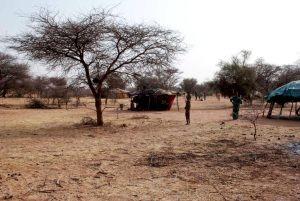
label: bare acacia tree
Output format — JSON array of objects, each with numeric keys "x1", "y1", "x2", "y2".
[
  {"x1": 7, "y1": 9, "x2": 184, "y2": 126},
  {"x1": 253, "y1": 58, "x2": 281, "y2": 97}
]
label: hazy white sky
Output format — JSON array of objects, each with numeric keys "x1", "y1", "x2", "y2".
[{"x1": 1, "y1": 0, "x2": 300, "y2": 82}]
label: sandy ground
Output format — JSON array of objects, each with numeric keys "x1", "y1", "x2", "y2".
[{"x1": 0, "y1": 97, "x2": 299, "y2": 201}]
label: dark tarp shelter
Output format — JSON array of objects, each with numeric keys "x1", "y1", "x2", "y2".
[
  {"x1": 265, "y1": 80, "x2": 300, "y2": 118},
  {"x1": 130, "y1": 89, "x2": 176, "y2": 111},
  {"x1": 267, "y1": 80, "x2": 300, "y2": 104}
]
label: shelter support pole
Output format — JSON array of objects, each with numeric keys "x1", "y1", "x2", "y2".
[
  {"x1": 267, "y1": 102, "x2": 275, "y2": 119},
  {"x1": 289, "y1": 102, "x2": 294, "y2": 118},
  {"x1": 113, "y1": 93, "x2": 116, "y2": 105},
  {"x1": 176, "y1": 94, "x2": 179, "y2": 111},
  {"x1": 105, "y1": 89, "x2": 110, "y2": 106},
  {"x1": 262, "y1": 102, "x2": 268, "y2": 117},
  {"x1": 148, "y1": 96, "x2": 150, "y2": 110},
  {"x1": 296, "y1": 102, "x2": 298, "y2": 115},
  {"x1": 279, "y1": 104, "x2": 284, "y2": 117}
]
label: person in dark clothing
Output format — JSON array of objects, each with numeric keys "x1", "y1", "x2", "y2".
[
  {"x1": 230, "y1": 96, "x2": 242, "y2": 120},
  {"x1": 185, "y1": 93, "x2": 191, "y2": 125}
]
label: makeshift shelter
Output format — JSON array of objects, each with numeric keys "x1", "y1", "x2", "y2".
[
  {"x1": 265, "y1": 80, "x2": 300, "y2": 118},
  {"x1": 130, "y1": 89, "x2": 176, "y2": 111}
]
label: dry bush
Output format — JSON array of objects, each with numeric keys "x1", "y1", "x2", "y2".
[
  {"x1": 25, "y1": 99, "x2": 48, "y2": 109},
  {"x1": 241, "y1": 105, "x2": 264, "y2": 140},
  {"x1": 80, "y1": 117, "x2": 97, "y2": 126},
  {"x1": 140, "y1": 151, "x2": 198, "y2": 167},
  {"x1": 130, "y1": 115, "x2": 150, "y2": 120}
]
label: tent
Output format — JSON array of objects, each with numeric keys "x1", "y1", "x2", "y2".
[
  {"x1": 265, "y1": 80, "x2": 300, "y2": 118},
  {"x1": 267, "y1": 80, "x2": 300, "y2": 104},
  {"x1": 130, "y1": 89, "x2": 176, "y2": 111}
]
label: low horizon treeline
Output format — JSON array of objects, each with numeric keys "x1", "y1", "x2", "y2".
[
  {"x1": 0, "y1": 52, "x2": 91, "y2": 102},
  {"x1": 180, "y1": 50, "x2": 300, "y2": 101},
  {"x1": 1, "y1": 50, "x2": 300, "y2": 102}
]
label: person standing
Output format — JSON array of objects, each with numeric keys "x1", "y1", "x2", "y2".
[
  {"x1": 185, "y1": 93, "x2": 191, "y2": 125},
  {"x1": 230, "y1": 95, "x2": 242, "y2": 120}
]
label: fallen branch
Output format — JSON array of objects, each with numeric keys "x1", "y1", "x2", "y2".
[{"x1": 36, "y1": 189, "x2": 58, "y2": 193}]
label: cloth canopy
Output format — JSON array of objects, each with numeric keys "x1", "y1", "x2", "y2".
[{"x1": 267, "y1": 80, "x2": 300, "y2": 104}]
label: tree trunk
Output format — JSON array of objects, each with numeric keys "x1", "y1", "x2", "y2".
[
  {"x1": 267, "y1": 102, "x2": 274, "y2": 118},
  {"x1": 262, "y1": 102, "x2": 268, "y2": 117},
  {"x1": 58, "y1": 99, "x2": 61, "y2": 108},
  {"x1": 76, "y1": 97, "x2": 80, "y2": 107},
  {"x1": 105, "y1": 90, "x2": 109, "y2": 105},
  {"x1": 279, "y1": 104, "x2": 284, "y2": 116},
  {"x1": 253, "y1": 123, "x2": 257, "y2": 141},
  {"x1": 289, "y1": 102, "x2": 294, "y2": 118},
  {"x1": 249, "y1": 98, "x2": 253, "y2": 106},
  {"x1": 1, "y1": 89, "x2": 7, "y2": 97},
  {"x1": 176, "y1": 94, "x2": 179, "y2": 111},
  {"x1": 95, "y1": 96, "x2": 104, "y2": 126}
]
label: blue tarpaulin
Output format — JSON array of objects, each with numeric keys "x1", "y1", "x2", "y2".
[{"x1": 267, "y1": 80, "x2": 300, "y2": 103}]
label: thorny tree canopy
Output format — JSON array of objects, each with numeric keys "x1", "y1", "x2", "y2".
[
  {"x1": 7, "y1": 9, "x2": 185, "y2": 97},
  {"x1": 0, "y1": 52, "x2": 30, "y2": 97},
  {"x1": 135, "y1": 66, "x2": 180, "y2": 90}
]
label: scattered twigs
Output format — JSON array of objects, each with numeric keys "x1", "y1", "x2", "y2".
[
  {"x1": 241, "y1": 105, "x2": 263, "y2": 140},
  {"x1": 208, "y1": 180, "x2": 228, "y2": 201}
]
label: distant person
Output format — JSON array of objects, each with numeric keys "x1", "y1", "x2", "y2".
[
  {"x1": 185, "y1": 93, "x2": 191, "y2": 125},
  {"x1": 194, "y1": 91, "x2": 198, "y2": 100},
  {"x1": 230, "y1": 95, "x2": 242, "y2": 120},
  {"x1": 203, "y1": 92, "x2": 206, "y2": 100}
]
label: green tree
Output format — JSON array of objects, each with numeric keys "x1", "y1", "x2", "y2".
[
  {"x1": 0, "y1": 52, "x2": 31, "y2": 97},
  {"x1": 180, "y1": 78, "x2": 198, "y2": 93},
  {"x1": 215, "y1": 50, "x2": 256, "y2": 100}
]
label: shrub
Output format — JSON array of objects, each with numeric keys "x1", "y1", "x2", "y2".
[
  {"x1": 80, "y1": 117, "x2": 97, "y2": 126},
  {"x1": 26, "y1": 99, "x2": 48, "y2": 109}
]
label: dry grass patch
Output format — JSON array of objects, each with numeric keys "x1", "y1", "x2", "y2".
[{"x1": 130, "y1": 114, "x2": 150, "y2": 120}]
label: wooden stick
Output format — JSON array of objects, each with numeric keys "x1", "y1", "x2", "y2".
[
  {"x1": 176, "y1": 94, "x2": 179, "y2": 111},
  {"x1": 279, "y1": 104, "x2": 284, "y2": 117},
  {"x1": 262, "y1": 102, "x2": 268, "y2": 117},
  {"x1": 267, "y1": 102, "x2": 274, "y2": 118},
  {"x1": 289, "y1": 102, "x2": 294, "y2": 118}
]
